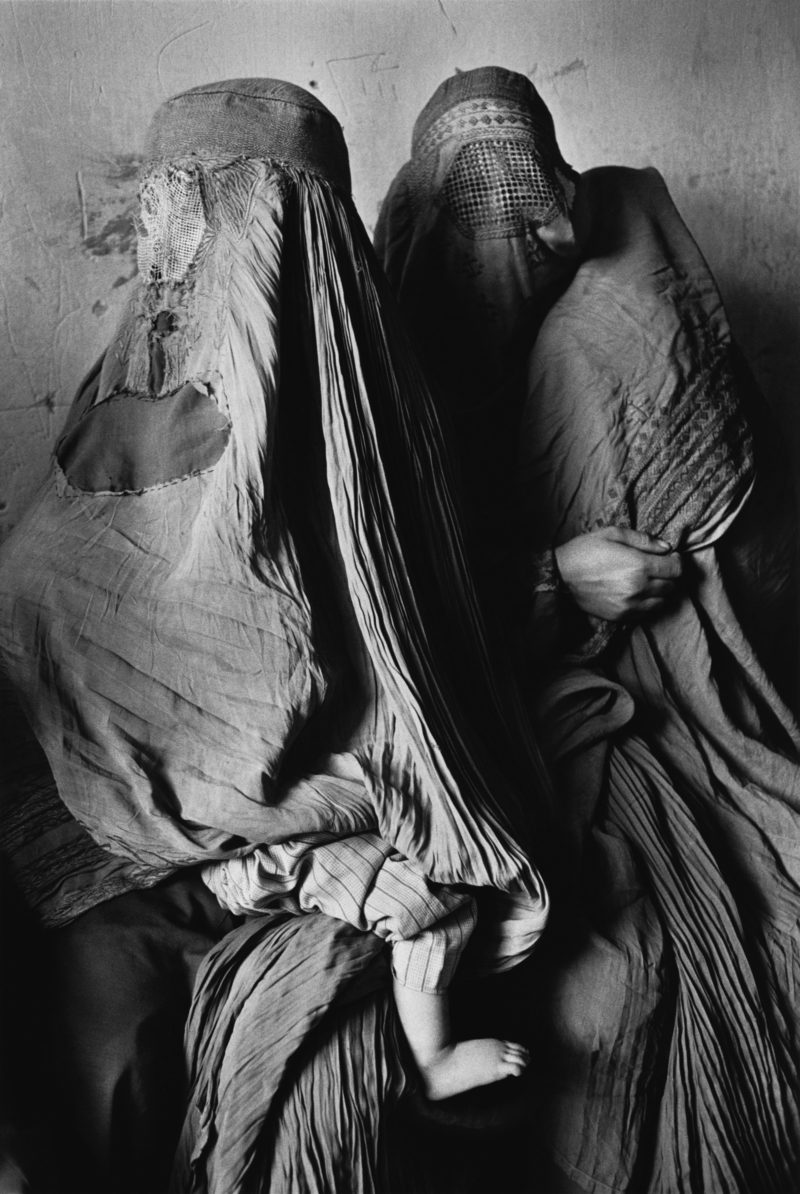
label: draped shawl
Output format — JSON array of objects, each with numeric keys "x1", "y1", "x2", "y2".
[{"x1": 376, "y1": 65, "x2": 800, "y2": 1194}]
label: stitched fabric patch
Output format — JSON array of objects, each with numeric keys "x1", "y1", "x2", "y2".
[{"x1": 56, "y1": 383, "x2": 231, "y2": 493}]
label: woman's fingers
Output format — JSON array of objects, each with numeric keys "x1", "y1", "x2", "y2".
[
  {"x1": 632, "y1": 595, "x2": 676, "y2": 617},
  {"x1": 637, "y1": 577, "x2": 679, "y2": 599},
  {"x1": 594, "y1": 525, "x2": 673, "y2": 553},
  {"x1": 645, "y1": 551, "x2": 683, "y2": 579},
  {"x1": 553, "y1": 529, "x2": 686, "y2": 621},
  {"x1": 536, "y1": 211, "x2": 580, "y2": 258}
]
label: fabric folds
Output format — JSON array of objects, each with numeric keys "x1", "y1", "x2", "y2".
[
  {"x1": 376, "y1": 65, "x2": 800, "y2": 1194},
  {"x1": 0, "y1": 119, "x2": 548, "y2": 927},
  {"x1": 172, "y1": 911, "x2": 393, "y2": 1194},
  {"x1": 0, "y1": 77, "x2": 554, "y2": 1194}
]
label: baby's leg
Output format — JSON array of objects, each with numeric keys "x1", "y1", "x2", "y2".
[
  {"x1": 391, "y1": 906, "x2": 530, "y2": 1100},
  {"x1": 202, "y1": 800, "x2": 530, "y2": 1101},
  {"x1": 393, "y1": 981, "x2": 529, "y2": 1101}
]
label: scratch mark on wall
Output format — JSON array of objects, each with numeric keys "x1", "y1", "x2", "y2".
[
  {"x1": 434, "y1": 0, "x2": 458, "y2": 37},
  {"x1": 156, "y1": 21, "x2": 213, "y2": 93},
  {"x1": 11, "y1": 1, "x2": 32, "y2": 83},
  {"x1": 690, "y1": 23, "x2": 716, "y2": 81},
  {"x1": 23, "y1": 203, "x2": 57, "y2": 259},
  {"x1": 104, "y1": 155, "x2": 142, "y2": 185},
  {"x1": 326, "y1": 52, "x2": 398, "y2": 114},
  {"x1": 0, "y1": 275, "x2": 37, "y2": 404},
  {"x1": 76, "y1": 170, "x2": 88, "y2": 241},
  {"x1": 687, "y1": 166, "x2": 732, "y2": 189},
  {"x1": 10, "y1": 0, "x2": 57, "y2": 124},
  {"x1": 52, "y1": 310, "x2": 80, "y2": 336},
  {"x1": 552, "y1": 58, "x2": 587, "y2": 80}
]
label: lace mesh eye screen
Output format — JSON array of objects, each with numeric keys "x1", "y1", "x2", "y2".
[
  {"x1": 441, "y1": 140, "x2": 569, "y2": 238},
  {"x1": 137, "y1": 167, "x2": 207, "y2": 284}
]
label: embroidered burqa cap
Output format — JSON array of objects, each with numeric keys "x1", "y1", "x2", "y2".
[
  {"x1": 375, "y1": 65, "x2": 578, "y2": 368},
  {"x1": 410, "y1": 65, "x2": 576, "y2": 232},
  {"x1": 0, "y1": 78, "x2": 549, "y2": 963}
]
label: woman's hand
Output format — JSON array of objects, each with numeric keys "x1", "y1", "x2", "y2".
[{"x1": 554, "y1": 527, "x2": 682, "y2": 622}]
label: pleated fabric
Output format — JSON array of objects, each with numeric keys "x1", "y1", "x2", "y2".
[
  {"x1": 263, "y1": 990, "x2": 405, "y2": 1194},
  {"x1": 171, "y1": 910, "x2": 392, "y2": 1194},
  {"x1": 608, "y1": 735, "x2": 798, "y2": 1194},
  {"x1": 0, "y1": 671, "x2": 162, "y2": 927},
  {"x1": 0, "y1": 81, "x2": 549, "y2": 945}
]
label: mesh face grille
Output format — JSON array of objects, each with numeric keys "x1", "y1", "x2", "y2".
[
  {"x1": 440, "y1": 139, "x2": 570, "y2": 237},
  {"x1": 136, "y1": 167, "x2": 207, "y2": 283}
]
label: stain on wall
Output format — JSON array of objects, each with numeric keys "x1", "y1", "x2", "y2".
[
  {"x1": 79, "y1": 153, "x2": 141, "y2": 272},
  {"x1": 0, "y1": 0, "x2": 799, "y2": 538}
]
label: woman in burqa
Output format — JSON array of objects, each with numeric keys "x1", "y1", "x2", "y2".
[
  {"x1": 0, "y1": 80, "x2": 550, "y2": 1194},
  {"x1": 375, "y1": 65, "x2": 800, "y2": 1194}
]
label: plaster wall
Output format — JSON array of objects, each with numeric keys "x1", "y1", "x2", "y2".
[{"x1": 1, "y1": 0, "x2": 799, "y2": 535}]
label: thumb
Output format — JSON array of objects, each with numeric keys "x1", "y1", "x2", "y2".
[{"x1": 595, "y1": 526, "x2": 673, "y2": 553}]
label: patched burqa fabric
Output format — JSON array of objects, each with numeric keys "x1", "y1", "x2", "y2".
[
  {"x1": 0, "y1": 79, "x2": 547, "y2": 899},
  {"x1": 0, "y1": 78, "x2": 553, "y2": 1192},
  {"x1": 376, "y1": 65, "x2": 800, "y2": 1194}
]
